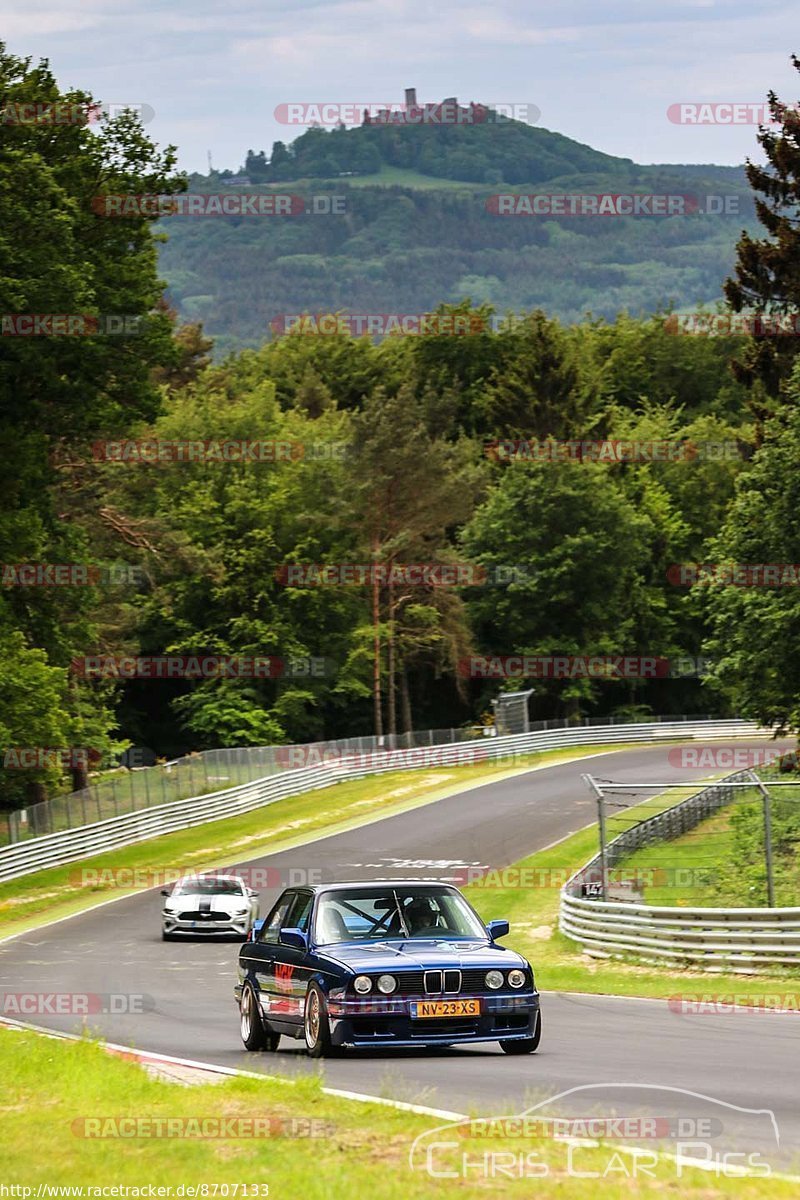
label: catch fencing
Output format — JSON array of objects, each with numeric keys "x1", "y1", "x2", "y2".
[
  {"x1": 560, "y1": 769, "x2": 800, "y2": 969},
  {"x1": 0, "y1": 717, "x2": 766, "y2": 882}
]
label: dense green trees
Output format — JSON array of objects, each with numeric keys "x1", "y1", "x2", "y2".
[
  {"x1": 5, "y1": 47, "x2": 800, "y2": 812},
  {"x1": 0, "y1": 44, "x2": 183, "y2": 804},
  {"x1": 704, "y1": 381, "x2": 800, "y2": 731}
]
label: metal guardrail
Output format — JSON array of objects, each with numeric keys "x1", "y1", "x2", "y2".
[
  {"x1": 560, "y1": 768, "x2": 800, "y2": 969},
  {"x1": 0, "y1": 718, "x2": 765, "y2": 883},
  {"x1": 2, "y1": 712, "x2": 733, "y2": 845}
]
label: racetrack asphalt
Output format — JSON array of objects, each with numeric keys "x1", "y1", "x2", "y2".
[{"x1": 2, "y1": 739, "x2": 799, "y2": 1170}]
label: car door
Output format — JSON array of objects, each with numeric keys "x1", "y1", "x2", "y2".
[
  {"x1": 270, "y1": 890, "x2": 315, "y2": 1031},
  {"x1": 240, "y1": 889, "x2": 295, "y2": 1014}
]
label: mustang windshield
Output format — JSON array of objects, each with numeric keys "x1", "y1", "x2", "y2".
[{"x1": 313, "y1": 887, "x2": 486, "y2": 944}]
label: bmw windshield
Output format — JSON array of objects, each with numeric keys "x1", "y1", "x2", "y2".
[{"x1": 313, "y1": 887, "x2": 487, "y2": 944}]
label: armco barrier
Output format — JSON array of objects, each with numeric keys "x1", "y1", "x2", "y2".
[
  {"x1": 0, "y1": 718, "x2": 767, "y2": 883},
  {"x1": 560, "y1": 768, "x2": 800, "y2": 969}
]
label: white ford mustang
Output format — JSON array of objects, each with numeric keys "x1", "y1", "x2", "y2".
[{"x1": 161, "y1": 874, "x2": 259, "y2": 940}]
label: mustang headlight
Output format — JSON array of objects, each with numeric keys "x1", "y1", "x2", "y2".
[
  {"x1": 485, "y1": 970, "x2": 504, "y2": 990},
  {"x1": 377, "y1": 974, "x2": 397, "y2": 995},
  {"x1": 354, "y1": 975, "x2": 373, "y2": 994},
  {"x1": 508, "y1": 969, "x2": 527, "y2": 989}
]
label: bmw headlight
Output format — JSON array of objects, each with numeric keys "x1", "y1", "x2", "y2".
[
  {"x1": 485, "y1": 970, "x2": 504, "y2": 990},
  {"x1": 377, "y1": 974, "x2": 397, "y2": 995},
  {"x1": 508, "y1": 969, "x2": 527, "y2": 989},
  {"x1": 354, "y1": 975, "x2": 373, "y2": 994}
]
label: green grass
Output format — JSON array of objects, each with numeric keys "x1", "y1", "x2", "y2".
[
  {"x1": 0, "y1": 1027, "x2": 792, "y2": 1197},
  {"x1": 466, "y1": 812, "x2": 800, "y2": 997},
  {"x1": 610, "y1": 805, "x2": 738, "y2": 907},
  {"x1": 605, "y1": 771, "x2": 800, "y2": 909},
  {"x1": 0, "y1": 744, "x2": 634, "y2": 942}
]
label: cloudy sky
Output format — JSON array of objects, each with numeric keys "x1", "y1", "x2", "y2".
[{"x1": 3, "y1": 0, "x2": 798, "y2": 173}]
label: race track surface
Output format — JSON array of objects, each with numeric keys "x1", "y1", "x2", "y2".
[{"x1": 2, "y1": 741, "x2": 798, "y2": 1169}]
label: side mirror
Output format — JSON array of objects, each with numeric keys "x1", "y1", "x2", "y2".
[
  {"x1": 247, "y1": 918, "x2": 266, "y2": 943},
  {"x1": 160, "y1": 889, "x2": 170, "y2": 897},
  {"x1": 486, "y1": 919, "x2": 510, "y2": 941},
  {"x1": 279, "y1": 927, "x2": 308, "y2": 951},
  {"x1": 246, "y1": 888, "x2": 258, "y2": 898}
]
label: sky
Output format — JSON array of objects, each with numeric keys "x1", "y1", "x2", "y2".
[{"x1": 2, "y1": 0, "x2": 799, "y2": 174}]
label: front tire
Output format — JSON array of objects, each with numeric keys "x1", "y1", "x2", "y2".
[
  {"x1": 240, "y1": 983, "x2": 280, "y2": 1052},
  {"x1": 304, "y1": 982, "x2": 333, "y2": 1058},
  {"x1": 500, "y1": 1009, "x2": 541, "y2": 1055}
]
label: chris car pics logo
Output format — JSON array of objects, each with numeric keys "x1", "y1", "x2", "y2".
[{"x1": 409, "y1": 1084, "x2": 778, "y2": 1181}]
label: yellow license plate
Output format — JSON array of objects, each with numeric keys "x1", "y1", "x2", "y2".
[{"x1": 410, "y1": 999, "x2": 481, "y2": 1019}]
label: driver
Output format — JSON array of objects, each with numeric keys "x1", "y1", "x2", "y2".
[{"x1": 403, "y1": 896, "x2": 440, "y2": 935}]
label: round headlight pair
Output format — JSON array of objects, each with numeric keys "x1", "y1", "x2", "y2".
[
  {"x1": 486, "y1": 968, "x2": 528, "y2": 990},
  {"x1": 354, "y1": 974, "x2": 397, "y2": 995}
]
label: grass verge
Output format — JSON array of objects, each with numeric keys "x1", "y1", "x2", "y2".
[
  {"x1": 611, "y1": 804, "x2": 738, "y2": 907},
  {"x1": 466, "y1": 810, "x2": 800, "y2": 999},
  {"x1": 0, "y1": 744, "x2": 634, "y2": 942},
  {"x1": 0, "y1": 1026, "x2": 792, "y2": 1197}
]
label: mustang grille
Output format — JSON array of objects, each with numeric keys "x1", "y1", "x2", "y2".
[{"x1": 178, "y1": 910, "x2": 230, "y2": 921}]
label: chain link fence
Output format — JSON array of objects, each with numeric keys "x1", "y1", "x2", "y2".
[{"x1": 1, "y1": 712, "x2": 732, "y2": 846}]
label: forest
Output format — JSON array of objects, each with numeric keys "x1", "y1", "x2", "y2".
[{"x1": 2, "y1": 44, "x2": 800, "y2": 811}]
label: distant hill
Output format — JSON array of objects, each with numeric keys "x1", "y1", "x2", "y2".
[
  {"x1": 241, "y1": 102, "x2": 633, "y2": 185},
  {"x1": 158, "y1": 101, "x2": 757, "y2": 354}
]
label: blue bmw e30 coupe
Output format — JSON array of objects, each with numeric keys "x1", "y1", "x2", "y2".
[{"x1": 234, "y1": 880, "x2": 541, "y2": 1057}]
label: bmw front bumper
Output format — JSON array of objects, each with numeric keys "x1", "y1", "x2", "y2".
[{"x1": 327, "y1": 991, "x2": 540, "y2": 1048}]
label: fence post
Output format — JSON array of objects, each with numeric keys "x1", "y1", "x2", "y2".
[
  {"x1": 583, "y1": 773, "x2": 608, "y2": 900},
  {"x1": 748, "y1": 770, "x2": 775, "y2": 907}
]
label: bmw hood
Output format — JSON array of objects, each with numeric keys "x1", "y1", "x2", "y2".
[{"x1": 317, "y1": 939, "x2": 527, "y2": 971}]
